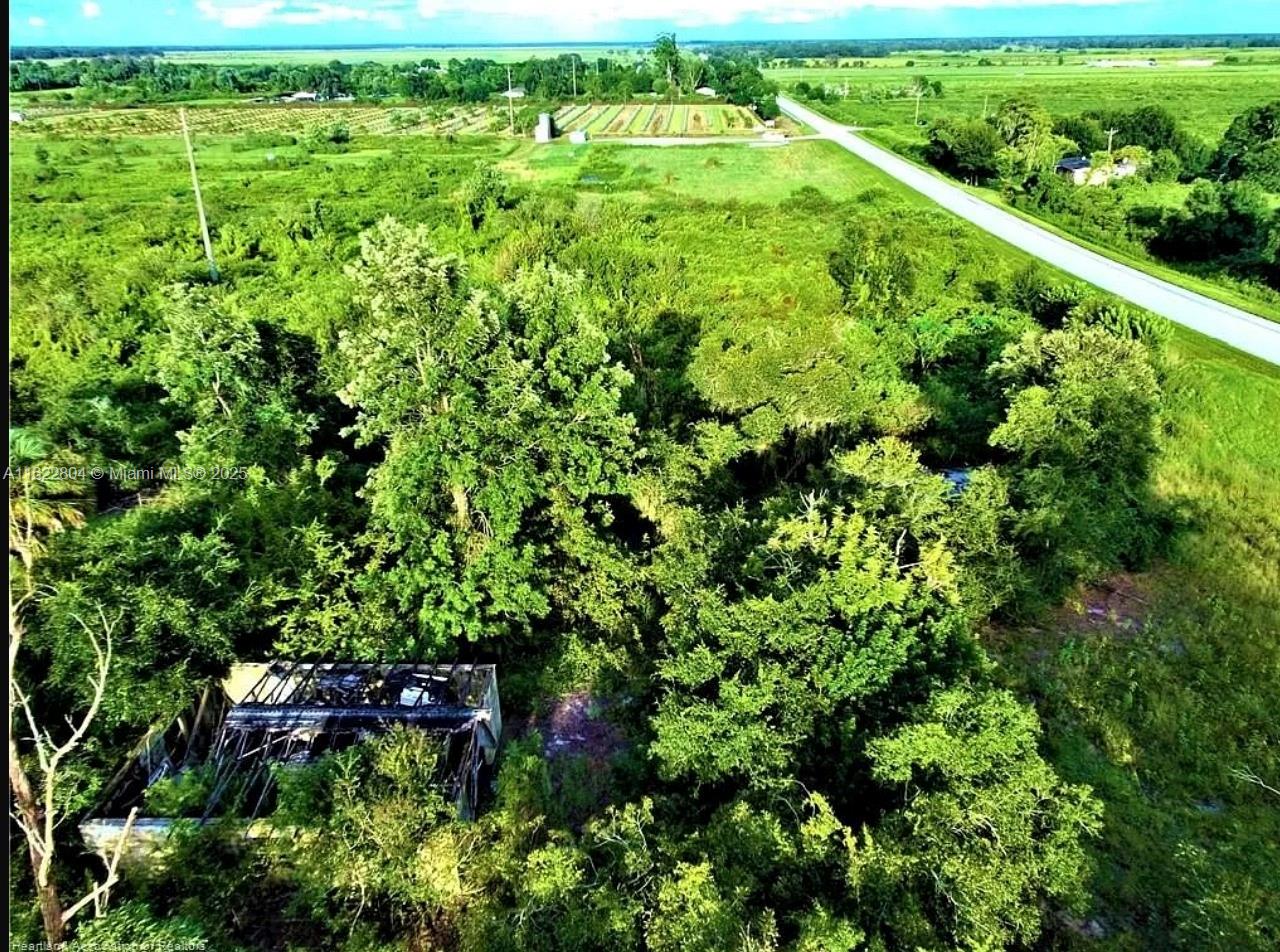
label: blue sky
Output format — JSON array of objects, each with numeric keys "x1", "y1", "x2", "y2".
[{"x1": 10, "y1": 1, "x2": 1280, "y2": 47}]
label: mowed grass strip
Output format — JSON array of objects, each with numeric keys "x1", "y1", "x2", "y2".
[
  {"x1": 606, "y1": 105, "x2": 639, "y2": 135},
  {"x1": 663, "y1": 105, "x2": 686, "y2": 134},
  {"x1": 557, "y1": 103, "x2": 592, "y2": 130},
  {"x1": 513, "y1": 138, "x2": 934, "y2": 204},
  {"x1": 628, "y1": 104, "x2": 656, "y2": 134},
  {"x1": 647, "y1": 105, "x2": 669, "y2": 134},
  {"x1": 586, "y1": 104, "x2": 623, "y2": 133}
]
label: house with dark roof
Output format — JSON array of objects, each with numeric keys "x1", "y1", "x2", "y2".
[{"x1": 1055, "y1": 156, "x2": 1092, "y2": 185}]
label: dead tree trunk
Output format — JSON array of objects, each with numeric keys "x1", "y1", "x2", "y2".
[
  {"x1": 8, "y1": 733, "x2": 65, "y2": 945},
  {"x1": 9, "y1": 590, "x2": 120, "y2": 947}
]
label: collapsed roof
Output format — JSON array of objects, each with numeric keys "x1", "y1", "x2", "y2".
[{"x1": 81, "y1": 662, "x2": 501, "y2": 857}]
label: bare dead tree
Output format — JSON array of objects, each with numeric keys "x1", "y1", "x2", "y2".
[
  {"x1": 1231, "y1": 765, "x2": 1280, "y2": 799},
  {"x1": 9, "y1": 587, "x2": 135, "y2": 947}
]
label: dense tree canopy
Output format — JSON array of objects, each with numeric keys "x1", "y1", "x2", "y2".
[{"x1": 7, "y1": 111, "x2": 1187, "y2": 951}]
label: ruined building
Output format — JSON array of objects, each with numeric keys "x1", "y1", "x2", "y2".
[{"x1": 81, "y1": 662, "x2": 501, "y2": 857}]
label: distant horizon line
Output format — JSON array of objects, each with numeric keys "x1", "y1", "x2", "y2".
[{"x1": 12, "y1": 31, "x2": 1280, "y2": 53}]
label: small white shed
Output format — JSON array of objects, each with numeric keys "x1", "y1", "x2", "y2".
[{"x1": 534, "y1": 112, "x2": 554, "y2": 143}]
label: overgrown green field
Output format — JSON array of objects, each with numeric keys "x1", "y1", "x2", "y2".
[
  {"x1": 505, "y1": 139, "x2": 927, "y2": 204},
  {"x1": 991, "y1": 334, "x2": 1280, "y2": 948},
  {"x1": 769, "y1": 46, "x2": 1280, "y2": 71},
  {"x1": 9, "y1": 125, "x2": 1279, "y2": 949},
  {"x1": 769, "y1": 59, "x2": 1280, "y2": 140}
]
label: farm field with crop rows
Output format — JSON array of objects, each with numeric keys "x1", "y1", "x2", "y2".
[
  {"x1": 8, "y1": 103, "x2": 507, "y2": 138},
  {"x1": 554, "y1": 102, "x2": 765, "y2": 136}
]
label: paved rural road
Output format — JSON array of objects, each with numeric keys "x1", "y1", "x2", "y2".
[{"x1": 778, "y1": 95, "x2": 1280, "y2": 365}]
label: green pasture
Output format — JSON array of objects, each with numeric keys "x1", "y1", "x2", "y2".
[
  {"x1": 506, "y1": 138, "x2": 930, "y2": 204},
  {"x1": 771, "y1": 60, "x2": 1280, "y2": 140},
  {"x1": 767, "y1": 45, "x2": 1280, "y2": 71}
]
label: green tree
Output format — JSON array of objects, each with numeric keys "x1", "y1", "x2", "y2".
[
  {"x1": 149, "y1": 287, "x2": 316, "y2": 472},
  {"x1": 458, "y1": 164, "x2": 512, "y2": 230},
  {"x1": 653, "y1": 33, "x2": 680, "y2": 87},
  {"x1": 339, "y1": 218, "x2": 636, "y2": 649},
  {"x1": 993, "y1": 97, "x2": 1072, "y2": 183},
  {"x1": 647, "y1": 862, "x2": 741, "y2": 952},
  {"x1": 7, "y1": 428, "x2": 87, "y2": 578},
  {"x1": 652, "y1": 448, "x2": 974, "y2": 788},
  {"x1": 989, "y1": 323, "x2": 1164, "y2": 596},
  {"x1": 926, "y1": 118, "x2": 1004, "y2": 184},
  {"x1": 1154, "y1": 179, "x2": 1274, "y2": 261},
  {"x1": 855, "y1": 684, "x2": 1102, "y2": 949}
]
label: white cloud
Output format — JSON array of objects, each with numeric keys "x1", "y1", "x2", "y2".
[
  {"x1": 82, "y1": 1, "x2": 103, "y2": 17},
  {"x1": 27, "y1": 15, "x2": 46, "y2": 27},
  {"x1": 197, "y1": 1, "x2": 407, "y2": 29},
  {"x1": 417, "y1": 0, "x2": 1134, "y2": 29},
  {"x1": 189, "y1": 0, "x2": 1140, "y2": 32},
  {"x1": 197, "y1": 1, "x2": 282, "y2": 28}
]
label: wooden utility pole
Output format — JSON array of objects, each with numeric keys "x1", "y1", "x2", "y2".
[
  {"x1": 572, "y1": 57, "x2": 577, "y2": 98},
  {"x1": 914, "y1": 88, "x2": 924, "y2": 126},
  {"x1": 506, "y1": 66, "x2": 515, "y2": 134},
  {"x1": 179, "y1": 108, "x2": 218, "y2": 281},
  {"x1": 1105, "y1": 127, "x2": 1119, "y2": 160}
]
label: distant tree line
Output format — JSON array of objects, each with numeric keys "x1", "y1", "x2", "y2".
[{"x1": 8, "y1": 37, "x2": 779, "y2": 116}]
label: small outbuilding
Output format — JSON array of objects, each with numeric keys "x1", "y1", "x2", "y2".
[
  {"x1": 1109, "y1": 157, "x2": 1139, "y2": 181},
  {"x1": 694, "y1": 86, "x2": 717, "y2": 97},
  {"x1": 286, "y1": 91, "x2": 318, "y2": 102},
  {"x1": 502, "y1": 86, "x2": 527, "y2": 100},
  {"x1": 1055, "y1": 156, "x2": 1092, "y2": 185},
  {"x1": 535, "y1": 112, "x2": 554, "y2": 143},
  {"x1": 9, "y1": 110, "x2": 26, "y2": 123},
  {"x1": 1057, "y1": 155, "x2": 1141, "y2": 187},
  {"x1": 569, "y1": 129, "x2": 589, "y2": 144}
]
